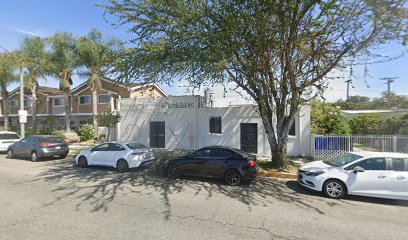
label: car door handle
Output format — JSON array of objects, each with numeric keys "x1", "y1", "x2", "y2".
[
  {"x1": 397, "y1": 176, "x2": 406, "y2": 180},
  {"x1": 378, "y1": 176, "x2": 386, "y2": 179}
]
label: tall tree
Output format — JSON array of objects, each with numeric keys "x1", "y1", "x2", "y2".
[
  {"x1": 0, "y1": 52, "x2": 18, "y2": 131},
  {"x1": 75, "y1": 29, "x2": 122, "y2": 133},
  {"x1": 47, "y1": 32, "x2": 78, "y2": 131},
  {"x1": 102, "y1": 0, "x2": 407, "y2": 167},
  {"x1": 19, "y1": 36, "x2": 48, "y2": 134}
]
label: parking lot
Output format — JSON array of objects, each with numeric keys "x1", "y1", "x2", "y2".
[{"x1": 1, "y1": 155, "x2": 408, "y2": 240}]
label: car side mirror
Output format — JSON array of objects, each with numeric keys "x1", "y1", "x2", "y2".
[
  {"x1": 353, "y1": 166, "x2": 365, "y2": 174},
  {"x1": 90, "y1": 148, "x2": 95, "y2": 153}
]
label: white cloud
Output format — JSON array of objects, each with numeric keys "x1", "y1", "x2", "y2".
[{"x1": 8, "y1": 27, "x2": 46, "y2": 37}]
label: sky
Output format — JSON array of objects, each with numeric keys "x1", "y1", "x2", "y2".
[{"x1": 0, "y1": 0, "x2": 407, "y2": 106}]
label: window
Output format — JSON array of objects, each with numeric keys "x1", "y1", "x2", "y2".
[
  {"x1": 127, "y1": 143, "x2": 147, "y2": 149},
  {"x1": 9, "y1": 100, "x2": 18, "y2": 107},
  {"x1": 391, "y1": 158, "x2": 406, "y2": 171},
  {"x1": 209, "y1": 117, "x2": 222, "y2": 134},
  {"x1": 353, "y1": 158, "x2": 386, "y2": 171},
  {"x1": 24, "y1": 99, "x2": 32, "y2": 107},
  {"x1": 54, "y1": 98, "x2": 64, "y2": 106},
  {"x1": 98, "y1": 94, "x2": 111, "y2": 104},
  {"x1": 191, "y1": 149, "x2": 211, "y2": 158},
  {"x1": 0, "y1": 133, "x2": 20, "y2": 140},
  {"x1": 109, "y1": 143, "x2": 126, "y2": 151},
  {"x1": 210, "y1": 149, "x2": 232, "y2": 158},
  {"x1": 289, "y1": 121, "x2": 296, "y2": 136},
  {"x1": 92, "y1": 143, "x2": 110, "y2": 152},
  {"x1": 79, "y1": 95, "x2": 91, "y2": 105}
]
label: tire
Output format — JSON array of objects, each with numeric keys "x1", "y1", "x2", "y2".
[
  {"x1": 31, "y1": 151, "x2": 39, "y2": 162},
  {"x1": 166, "y1": 164, "x2": 180, "y2": 179},
  {"x1": 59, "y1": 154, "x2": 68, "y2": 159},
  {"x1": 323, "y1": 179, "x2": 347, "y2": 199},
  {"x1": 116, "y1": 159, "x2": 129, "y2": 173},
  {"x1": 225, "y1": 169, "x2": 242, "y2": 186},
  {"x1": 78, "y1": 156, "x2": 88, "y2": 168},
  {"x1": 7, "y1": 149, "x2": 13, "y2": 159}
]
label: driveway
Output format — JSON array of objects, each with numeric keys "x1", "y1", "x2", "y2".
[{"x1": 0, "y1": 155, "x2": 407, "y2": 240}]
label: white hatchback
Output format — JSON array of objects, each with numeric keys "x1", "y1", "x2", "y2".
[
  {"x1": 75, "y1": 142, "x2": 154, "y2": 172},
  {"x1": 298, "y1": 152, "x2": 408, "y2": 200},
  {"x1": 0, "y1": 131, "x2": 21, "y2": 152}
]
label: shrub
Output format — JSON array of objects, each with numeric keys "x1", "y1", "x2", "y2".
[
  {"x1": 76, "y1": 124, "x2": 95, "y2": 141},
  {"x1": 52, "y1": 130, "x2": 80, "y2": 143}
]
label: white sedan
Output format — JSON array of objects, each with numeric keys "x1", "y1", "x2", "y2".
[
  {"x1": 298, "y1": 151, "x2": 408, "y2": 200},
  {"x1": 75, "y1": 142, "x2": 154, "y2": 172},
  {"x1": 0, "y1": 131, "x2": 21, "y2": 152}
]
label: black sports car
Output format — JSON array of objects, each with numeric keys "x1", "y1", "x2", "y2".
[{"x1": 163, "y1": 146, "x2": 258, "y2": 185}]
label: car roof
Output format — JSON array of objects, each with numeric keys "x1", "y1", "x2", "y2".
[
  {"x1": 0, "y1": 131, "x2": 19, "y2": 134},
  {"x1": 351, "y1": 151, "x2": 408, "y2": 158}
]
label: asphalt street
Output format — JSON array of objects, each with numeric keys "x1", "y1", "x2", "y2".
[{"x1": 0, "y1": 155, "x2": 407, "y2": 240}]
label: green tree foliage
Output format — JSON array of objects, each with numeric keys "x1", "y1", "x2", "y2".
[
  {"x1": 75, "y1": 29, "x2": 123, "y2": 133},
  {"x1": 19, "y1": 36, "x2": 48, "y2": 134},
  {"x1": 0, "y1": 52, "x2": 18, "y2": 131},
  {"x1": 77, "y1": 124, "x2": 95, "y2": 141},
  {"x1": 102, "y1": 0, "x2": 406, "y2": 167},
  {"x1": 335, "y1": 93, "x2": 408, "y2": 110},
  {"x1": 311, "y1": 101, "x2": 350, "y2": 134},
  {"x1": 349, "y1": 114, "x2": 384, "y2": 134},
  {"x1": 47, "y1": 32, "x2": 79, "y2": 131},
  {"x1": 95, "y1": 111, "x2": 121, "y2": 141}
]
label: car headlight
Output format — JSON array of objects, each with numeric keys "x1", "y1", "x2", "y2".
[{"x1": 304, "y1": 171, "x2": 325, "y2": 176}]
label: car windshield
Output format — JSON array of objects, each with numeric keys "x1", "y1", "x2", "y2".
[
  {"x1": 126, "y1": 143, "x2": 147, "y2": 149},
  {"x1": 0, "y1": 133, "x2": 20, "y2": 139},
  {"x1": 323, "y1": 153, "x2": 363, "y2": 167}
]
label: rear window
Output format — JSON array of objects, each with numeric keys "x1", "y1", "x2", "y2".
[
  {"x1": 44, "y1": 137, "x2": 64, "y2": 143},
  {"x1": 0, "y1": 133, "x2": 20, "y2": 139},
  {"x1": 126, "y1": 143, "x2": 147, "y2": 149}
]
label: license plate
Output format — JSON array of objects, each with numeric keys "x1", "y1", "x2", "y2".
[{"x1": 55, "y1": 146, "x2": 61, "y2": 149}]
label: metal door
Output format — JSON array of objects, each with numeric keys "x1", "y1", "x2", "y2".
[
  {"x1": 150, "y1": 121, "x2": 165, "y2": 148},
  {"x1": 240, "y1": 123, "x2": 258, "y2": 153}
]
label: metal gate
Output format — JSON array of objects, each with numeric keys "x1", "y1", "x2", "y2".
[
  {"x1": 150, "y1": 121, "x2": 165, "y2": 148},
  {"x1": 240, "y1": 123, "x2": 258, "y2": 153}
]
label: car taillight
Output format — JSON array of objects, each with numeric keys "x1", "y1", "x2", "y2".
[
  {"x1": 63, "y1": 140, "x2": 69, "y2": 145},
  {"x1": 132, "y1": 152, "x2": 144, "y2": 156},
  {"x1": 39, "y1": 142, "x2": 49, "y2": 147},
  {"x1": 248, "y1": 160, "x2": 257, "y2": 167}
]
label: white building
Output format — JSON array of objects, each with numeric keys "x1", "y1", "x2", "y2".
[{"x1": 117, "y1": 96, "x2": 311, "y2": 157}]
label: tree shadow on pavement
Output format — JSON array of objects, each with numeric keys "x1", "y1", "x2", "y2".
[{"x1": 28, "y1": 158, "x2": 407, "y2": 220}]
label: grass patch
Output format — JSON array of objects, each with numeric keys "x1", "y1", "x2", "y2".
[{"x1": 257, "y1": 160, "x2": 300, "y2": 173}]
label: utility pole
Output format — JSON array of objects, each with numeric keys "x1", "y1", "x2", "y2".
[
  {"x1": 345, "y1": 80, "x2": 352, "y2": 102},
  {"x1": 0, "y1": 45, "x2": 27, "y2": 137},
  {"x1": 380, "y1": 77, "x2": 398, "y2": 109}
]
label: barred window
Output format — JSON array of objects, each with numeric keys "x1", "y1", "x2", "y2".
[{"x1": 209, "y1": 117, "x2": 222, "y2": 134}]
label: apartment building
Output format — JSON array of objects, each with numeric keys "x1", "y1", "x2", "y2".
[{"x1": 0, "y1": 79, "x2": 167, "y2": 130}]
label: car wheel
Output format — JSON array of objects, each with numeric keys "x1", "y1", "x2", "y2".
[
  {"x1": 166, "y1": 164, "x2": 180, "y2": 179},
  {"x1": 31, "y1": 151, "x2": 39, "y2": 162},
  {"x1": 78, "y1": 156, "x2": 88, "y2": 168},
  {"x1": 323, "y1": 179, "x2": 346, "y2": 199},
  {"x1": 225, "y1": 169, "x2": 242, "y2": 186},
  {"x1": 59, "y1": 154, "x2": 68, "y2": 159},
  {"x1": 7, "y1": 149, "x2": 13, "y2": 158},
  {"x1": 116, "y1": 159, "x2": 129, "y2": 173}
]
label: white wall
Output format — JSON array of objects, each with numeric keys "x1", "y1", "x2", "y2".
[{"x1": 118, "y1": 96, "x2": 311, "y2": 157}]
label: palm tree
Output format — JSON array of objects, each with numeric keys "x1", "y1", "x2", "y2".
[
  {"x1": 19, "y1": 36, "x2": 48, "y2": 134},
  {"x1": 75, "y1": 29, "x2": 122, "y2": 133},
  {"x1": 47, "y1": 32, "x2": 78, "y2": 131},
  {"x1": 0, "y1": 52, "x2": 18, "y2": 131}
]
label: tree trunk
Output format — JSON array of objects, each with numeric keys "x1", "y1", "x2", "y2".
[
  {"x1": 107, "y1": 127, "x2": 110, "y2": 141},
  {"x1": 31, "y1": 85, "x2": 37, "y2": 135},
  {"x1": 64, "y1": 92, "x2": 71, "y2": 131},
  {"x1": 91, "y1": 81, "x2": 98, "y2": 136},
  {"x1": 0, "y1": 88, "x2": 9, "y2": 131}
]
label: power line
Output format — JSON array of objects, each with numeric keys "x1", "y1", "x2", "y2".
[{"x1": 380, "y1": 77, "x2": 398, "y2": 109}]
